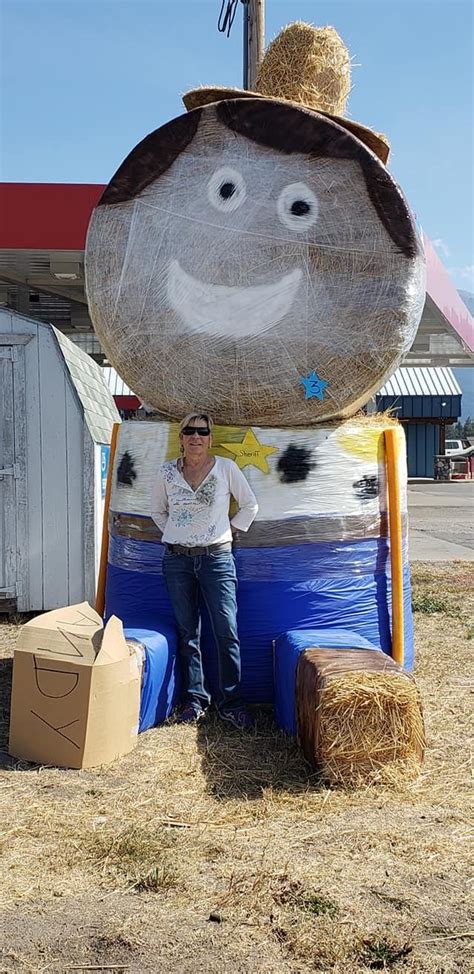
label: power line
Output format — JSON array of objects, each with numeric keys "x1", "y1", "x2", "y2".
[{"x1": 217, "y1": 0, "x2": 243, "y2": 38}]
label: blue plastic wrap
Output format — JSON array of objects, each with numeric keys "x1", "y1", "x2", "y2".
[
  {"x1": 106, "y1": 535, "x2": 414, "y2": 707},
  {"x1": 105, "y1": 418, "x2": 414, "y2": 718},
  {"x1": 108, "y1": 521, "x2": 405, "y2": 578},
  {"x1": 124, "y1": 626, "x2": 179, "y2": 731},
  {"x1": 274, "y1": 629, "x2": 379, "y2": 735}
]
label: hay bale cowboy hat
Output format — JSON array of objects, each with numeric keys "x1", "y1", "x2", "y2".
[{"x1": 182, "y1": 22, "x2": 390, "y2": 165}]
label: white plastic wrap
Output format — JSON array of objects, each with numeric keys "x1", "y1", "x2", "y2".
[
  {"x1": 109, "y1": 417, "x2": 407, "y2": 549},
  {"x1": 86, "y1": 100, "x2": 425, "y2": 427}
]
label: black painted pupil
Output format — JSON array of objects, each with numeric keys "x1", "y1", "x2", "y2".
[
  {"x1": 291, "y1": 199, "x2": 310, "y2": 216},
  {"x1": 220, "y1": 182, "x2": 236, "y2": 199}
]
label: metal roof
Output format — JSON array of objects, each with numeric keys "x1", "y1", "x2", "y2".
[
  {"x1": 101, "y1": 366, "x2": 138, "y2": 398},
  {"x1": 378, "y1": 367, "x2": 462, "y2": 398}
]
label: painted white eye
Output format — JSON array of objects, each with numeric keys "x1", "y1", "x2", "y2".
[
  {"x1": 207, "y1": 167, "x2": 246, "y2": 212},
  {"x1": 277, "y1": 182, "x2": 319, "y2": 231}
]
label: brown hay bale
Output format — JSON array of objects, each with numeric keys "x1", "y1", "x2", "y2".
[
  {"x1": 256, "y1": 23, "x2": 351, "y2": 116},
  {"x1": 296, "y1": 648, "x2": 425, "y2": 786}
]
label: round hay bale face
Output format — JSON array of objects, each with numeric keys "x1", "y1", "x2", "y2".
[{"x1": 85, "y1": 99, "x2": 425, "y2": 426}]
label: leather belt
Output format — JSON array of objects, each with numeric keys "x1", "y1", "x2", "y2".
[{"x1": 165, "y1": 541, "x2": 232, "y2": 557}]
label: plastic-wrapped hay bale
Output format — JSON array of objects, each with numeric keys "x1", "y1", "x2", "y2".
[
  {"x1": 125, "y1": 628, "x2": 179, "y2": 731},
  {"x1": 296, "y1": 648, "x2": 425, "y2": 784},
  {"x1": 105, "y1": 417, "x2": 415, "y2": 709},
  {"x1": 85, "y1": 24, "x2": 425, "y2": 427}
]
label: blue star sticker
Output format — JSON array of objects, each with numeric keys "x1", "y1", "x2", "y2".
[{"x1": 300, "y1": 370, "x2": 329, "y2": 401}]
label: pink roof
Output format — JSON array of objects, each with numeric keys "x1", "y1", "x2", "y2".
[{"x1": 424, "y1": 232, "x2": 474, "y2": 352}]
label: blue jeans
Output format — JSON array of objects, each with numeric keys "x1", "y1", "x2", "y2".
[{"x1": 162, "y1": 549, "x2": 242, "y2": 712}]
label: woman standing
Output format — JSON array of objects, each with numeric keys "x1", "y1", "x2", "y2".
[{"x1": 151, "y1": 412, "x2": 258, "y2": 727}]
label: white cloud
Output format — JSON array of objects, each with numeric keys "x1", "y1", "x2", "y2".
[
  {"x1": 432, "y1": 237, "x2": 451, "y2": 258},
  {"x1": 447, "y1": 264, "x2": 474, "y2": 292}
]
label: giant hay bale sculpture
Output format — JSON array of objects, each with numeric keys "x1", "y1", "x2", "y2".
[
  {"x1": 86, "y1": 23, "x2": 425, "y2": 428},
  {"x1": 86, "y1": 22, "x2": 426, "y2": 783}
]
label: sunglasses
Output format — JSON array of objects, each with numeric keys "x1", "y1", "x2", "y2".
[{"x1": 181, "y1": 426, "x2": 210, "y2": 437}]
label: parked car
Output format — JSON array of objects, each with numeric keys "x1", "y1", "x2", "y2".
[{"x1": 445, "y1": 438, "x2": 471, "y2": 456}]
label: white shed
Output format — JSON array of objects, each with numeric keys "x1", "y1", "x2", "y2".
[{"x1": 0, "y1": 308, "x2": 120, "y2": 612}]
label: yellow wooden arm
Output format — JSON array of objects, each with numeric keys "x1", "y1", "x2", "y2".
[
  {"x1": 95, "y1": 422, "x2": 120, "y2": 617},
  {"x1": 384, "y1": 427, "x2": 404, "y2": 667}
]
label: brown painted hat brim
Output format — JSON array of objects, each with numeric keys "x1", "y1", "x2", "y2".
[{"x1": 182, "y1": 86, "x2": 390, "y2": 165}]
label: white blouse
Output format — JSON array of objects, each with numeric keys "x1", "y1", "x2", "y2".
[{"x1": 150, "y1": 456, "x2": 258, "y2": 546}]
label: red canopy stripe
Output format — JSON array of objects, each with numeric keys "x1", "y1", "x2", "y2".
[{"x1": 0, "y1": 183, "x2": 104, "y2": 249}]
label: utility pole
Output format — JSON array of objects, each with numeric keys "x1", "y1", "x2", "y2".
[{"x1": 242, "y1": 0, "x2": 265, "y2": 89}]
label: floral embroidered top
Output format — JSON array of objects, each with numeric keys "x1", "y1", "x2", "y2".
[{"x1": 150, "y1": 456, "x2": 258, "y2": 546}]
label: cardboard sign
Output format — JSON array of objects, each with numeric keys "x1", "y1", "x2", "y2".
[{"x1": 9, "y1": 602, "x2": 141, "y2": 769}]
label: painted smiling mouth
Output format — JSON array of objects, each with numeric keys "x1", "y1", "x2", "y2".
[{"x1": 167, "y1": 260, "x2": 302, "y2": 338}]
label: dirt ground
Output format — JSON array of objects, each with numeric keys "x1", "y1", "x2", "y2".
[{"x1": 0, "y1": 563, "x2": 472, "y2": 974}]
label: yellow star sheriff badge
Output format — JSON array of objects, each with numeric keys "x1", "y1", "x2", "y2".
[{"x1": 221, "y1": 429, "x2": 278, "y2": 474}]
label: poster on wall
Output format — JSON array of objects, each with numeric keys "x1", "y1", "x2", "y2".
[{"x1": 100, "y1": 445, "x2": 110, "y2": 499}]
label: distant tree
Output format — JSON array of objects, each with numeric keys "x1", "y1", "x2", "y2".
[{"x1": 446, "y1": 418, "x2": 474, "y2": 440}]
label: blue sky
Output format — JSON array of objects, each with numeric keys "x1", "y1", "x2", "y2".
[{"x1": 1, "y1": 0, "x2": 473, "y2": 293}]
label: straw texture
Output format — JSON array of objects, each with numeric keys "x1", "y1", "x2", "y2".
[
  {"x1": 182, "y1": 21, "x2": 390, "y2": 164},
  {"x1": 256, "y1": 23, "x2": 351, "y2": 115},
  {"x1": 296, "y1": 648, "x2": 425, "y2": 786},
  {"x1": 85, "y1": 104, "x2": 424, "y2": 426}
]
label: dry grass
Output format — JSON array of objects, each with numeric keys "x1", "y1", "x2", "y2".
[{"x1": 0, "y1": 563, "x2": 472, "y2": 973}]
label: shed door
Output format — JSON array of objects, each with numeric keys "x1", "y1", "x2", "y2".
[
  {"x1": 405, "y1": 422, "x2": 440, "y2": 478},
  {"x1": 0, "y1": 348, "x2": 17, "y2": 605}
]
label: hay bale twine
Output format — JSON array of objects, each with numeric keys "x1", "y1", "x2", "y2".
[
  {"x1": 256, "y1": 22, "x2": 351, "y2": 115},
  {"x1": 296, "y1": 648, "x2": 425, "y2": 786}
]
